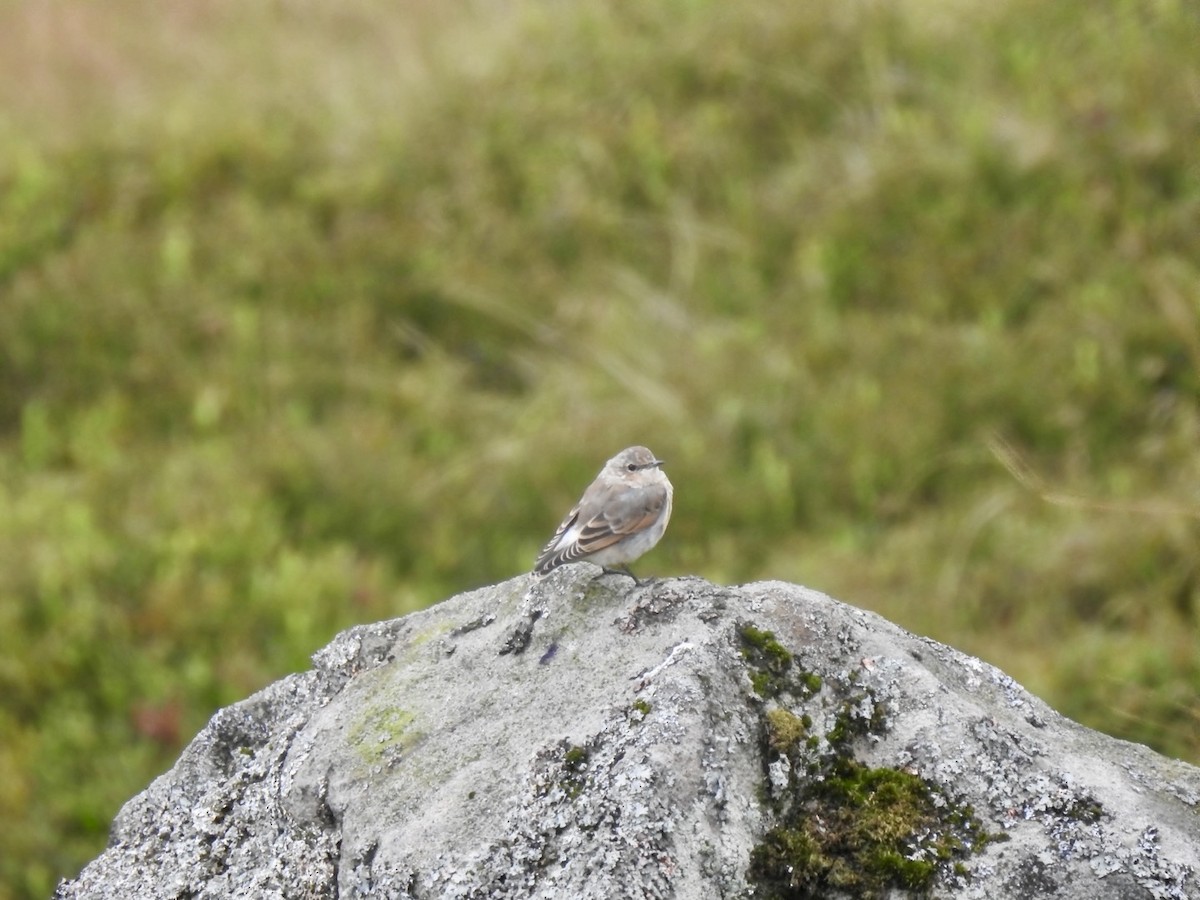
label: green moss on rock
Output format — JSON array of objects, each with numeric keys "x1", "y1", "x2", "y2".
[
  {"x1": 748, "y1": 757, "x2": 992, "y2": 898},
  {"x1": 739, "y1": 624, "x2": 794, "y2": 671},
  {"x1": 765, "y1": 708, "x2": 808, "y2": 755},
  {"x1": 740, "y1": 625, "x2": 993, "y2": 897},
  {"x1": 826, "y1": 695, "x2": 889, "y2": 748},
  {"x1": 737, "y1": 622, "x2": 822, "y2": 700},
  {"x1": 561, "y1": 744, "x2": 590, "y2": 799}
]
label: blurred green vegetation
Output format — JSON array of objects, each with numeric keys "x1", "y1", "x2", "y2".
[{"x1": 2, "y1": 0, "x2": 1198, "y2": 897}]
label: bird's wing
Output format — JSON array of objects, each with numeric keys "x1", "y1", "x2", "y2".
[
  {"x1": 533, "y1": 503, "x2": 582, "y2": 574},
  {"x1": 534, "y1": 482, "x2": 668, "y2": 575},
  {"x1": 575, "y1": 482, "x2": 668, "y2": 551}
]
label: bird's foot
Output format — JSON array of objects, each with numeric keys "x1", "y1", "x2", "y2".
[{"x1": 602, "y1": 565, "x2": 651, "y2": 586}]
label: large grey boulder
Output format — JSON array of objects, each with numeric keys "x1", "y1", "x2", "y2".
[{"x1": 57, "y1": 573, "x2": 1199, "y2": 899}]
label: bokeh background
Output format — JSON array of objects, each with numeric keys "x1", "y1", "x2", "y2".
[{"x1": 2, "y1": 0, "x2": 1198, "y2": 896}]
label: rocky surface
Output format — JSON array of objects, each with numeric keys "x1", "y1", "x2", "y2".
[{"x1": 56, "y1": 572, "x2": 1200, "y2": 899}]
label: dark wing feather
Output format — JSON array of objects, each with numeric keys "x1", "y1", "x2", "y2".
[{"x1": 533, "y1": 504, "x2": 581, "y2": 575}]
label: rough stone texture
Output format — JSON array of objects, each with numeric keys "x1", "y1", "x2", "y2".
[{"x1": 56, "y1": 573, "x2": 1200, "y2": 899}]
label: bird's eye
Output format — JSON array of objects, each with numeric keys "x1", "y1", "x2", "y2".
[{"x1": 626, "y1": 463, "x2": 637, "y2": 472}]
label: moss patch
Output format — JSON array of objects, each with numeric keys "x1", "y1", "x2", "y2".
[
  {"x1": 826, "y1": 696, "x2": 889, "y2": 749},
  {"x1": 561, "y1": 743, "x2": 590, "y2": 799},
  {"x1": 765, "y1": 708, "x2": 809, "y2": 755},
  {"x1": 737, "y1": 622, "x2": 822, "y2": 700},
  {"x1": 748, "y1": 758, "x2": 993, "y2": 898},
  {"x1": 742, "y1": 624, "x2": 996, "y2": 898}
]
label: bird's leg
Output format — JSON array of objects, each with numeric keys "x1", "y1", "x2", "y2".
[{"x1": 602, "y1": 565, "x2": 643, "y2": 586}]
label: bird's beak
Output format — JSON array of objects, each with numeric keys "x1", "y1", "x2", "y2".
[{"x1": 652, "y1": 458, "x2": 665, "y2": 468}]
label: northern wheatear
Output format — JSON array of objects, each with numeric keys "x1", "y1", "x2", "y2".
[{"x1": 533, "y1": 446, "x2": 673, "y2": 584}]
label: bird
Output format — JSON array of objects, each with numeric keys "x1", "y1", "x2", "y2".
[{"x1": 533, "y1": 446, "x2": 673, "y2": 584}]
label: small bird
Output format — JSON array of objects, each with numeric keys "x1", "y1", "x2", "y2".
[{"x1": 533, "y1": 446, "x2": 673, "y2": 583}]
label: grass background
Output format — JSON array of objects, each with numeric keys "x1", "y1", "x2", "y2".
[{"x1": 2, "y1": 0, "x2": 1198, "y2": 896}]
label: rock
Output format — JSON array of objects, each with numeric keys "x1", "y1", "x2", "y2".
[{"x1": 56, "y1": 574, "x2": 1200, "y2": 899}]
